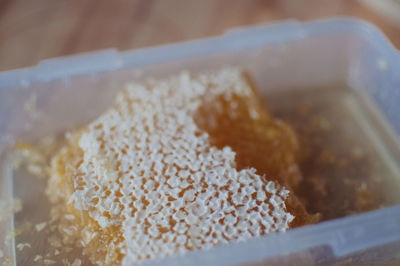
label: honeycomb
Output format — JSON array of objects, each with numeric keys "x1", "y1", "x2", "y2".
[{"x1": 46, "y1": 68, "x2": 315, "y2": 265}]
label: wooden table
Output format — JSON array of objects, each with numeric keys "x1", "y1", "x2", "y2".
[{"x1": 0, "y1": 0, "x2": 399, "y2": 71}]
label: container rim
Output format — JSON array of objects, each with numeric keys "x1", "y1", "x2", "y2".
[{"x1": 0, "y1": 17, "x2": 399, "y2": 89}]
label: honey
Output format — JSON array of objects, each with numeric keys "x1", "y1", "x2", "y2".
[{"x1": 44, "y1": 68, "x2": 313, "y2": 265}]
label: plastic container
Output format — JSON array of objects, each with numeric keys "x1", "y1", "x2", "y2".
[{"x1": 1, "y1": 18, "x2": 400, "y2": 265}]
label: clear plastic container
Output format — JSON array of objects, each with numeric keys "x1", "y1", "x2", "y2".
[{"x1": 1, "y1": 18, "x2": 400, "y2": 265}]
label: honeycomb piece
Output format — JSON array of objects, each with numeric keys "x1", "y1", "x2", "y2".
[{"x1": 47, "y1": 68, "x2": 312, "y2": 265}]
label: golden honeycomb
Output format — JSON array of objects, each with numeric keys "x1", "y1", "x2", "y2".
[{"x1": 46, "y1": 68, "x2": 316, "y2": 265}]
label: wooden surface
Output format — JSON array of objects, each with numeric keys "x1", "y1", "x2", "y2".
[{"x1": 0, "y1": 0, "x2": 399, "y2": 71}]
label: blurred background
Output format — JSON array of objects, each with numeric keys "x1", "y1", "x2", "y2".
[{"x1": 0, "y1": 0, "x2": 399, "y2": 71}]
